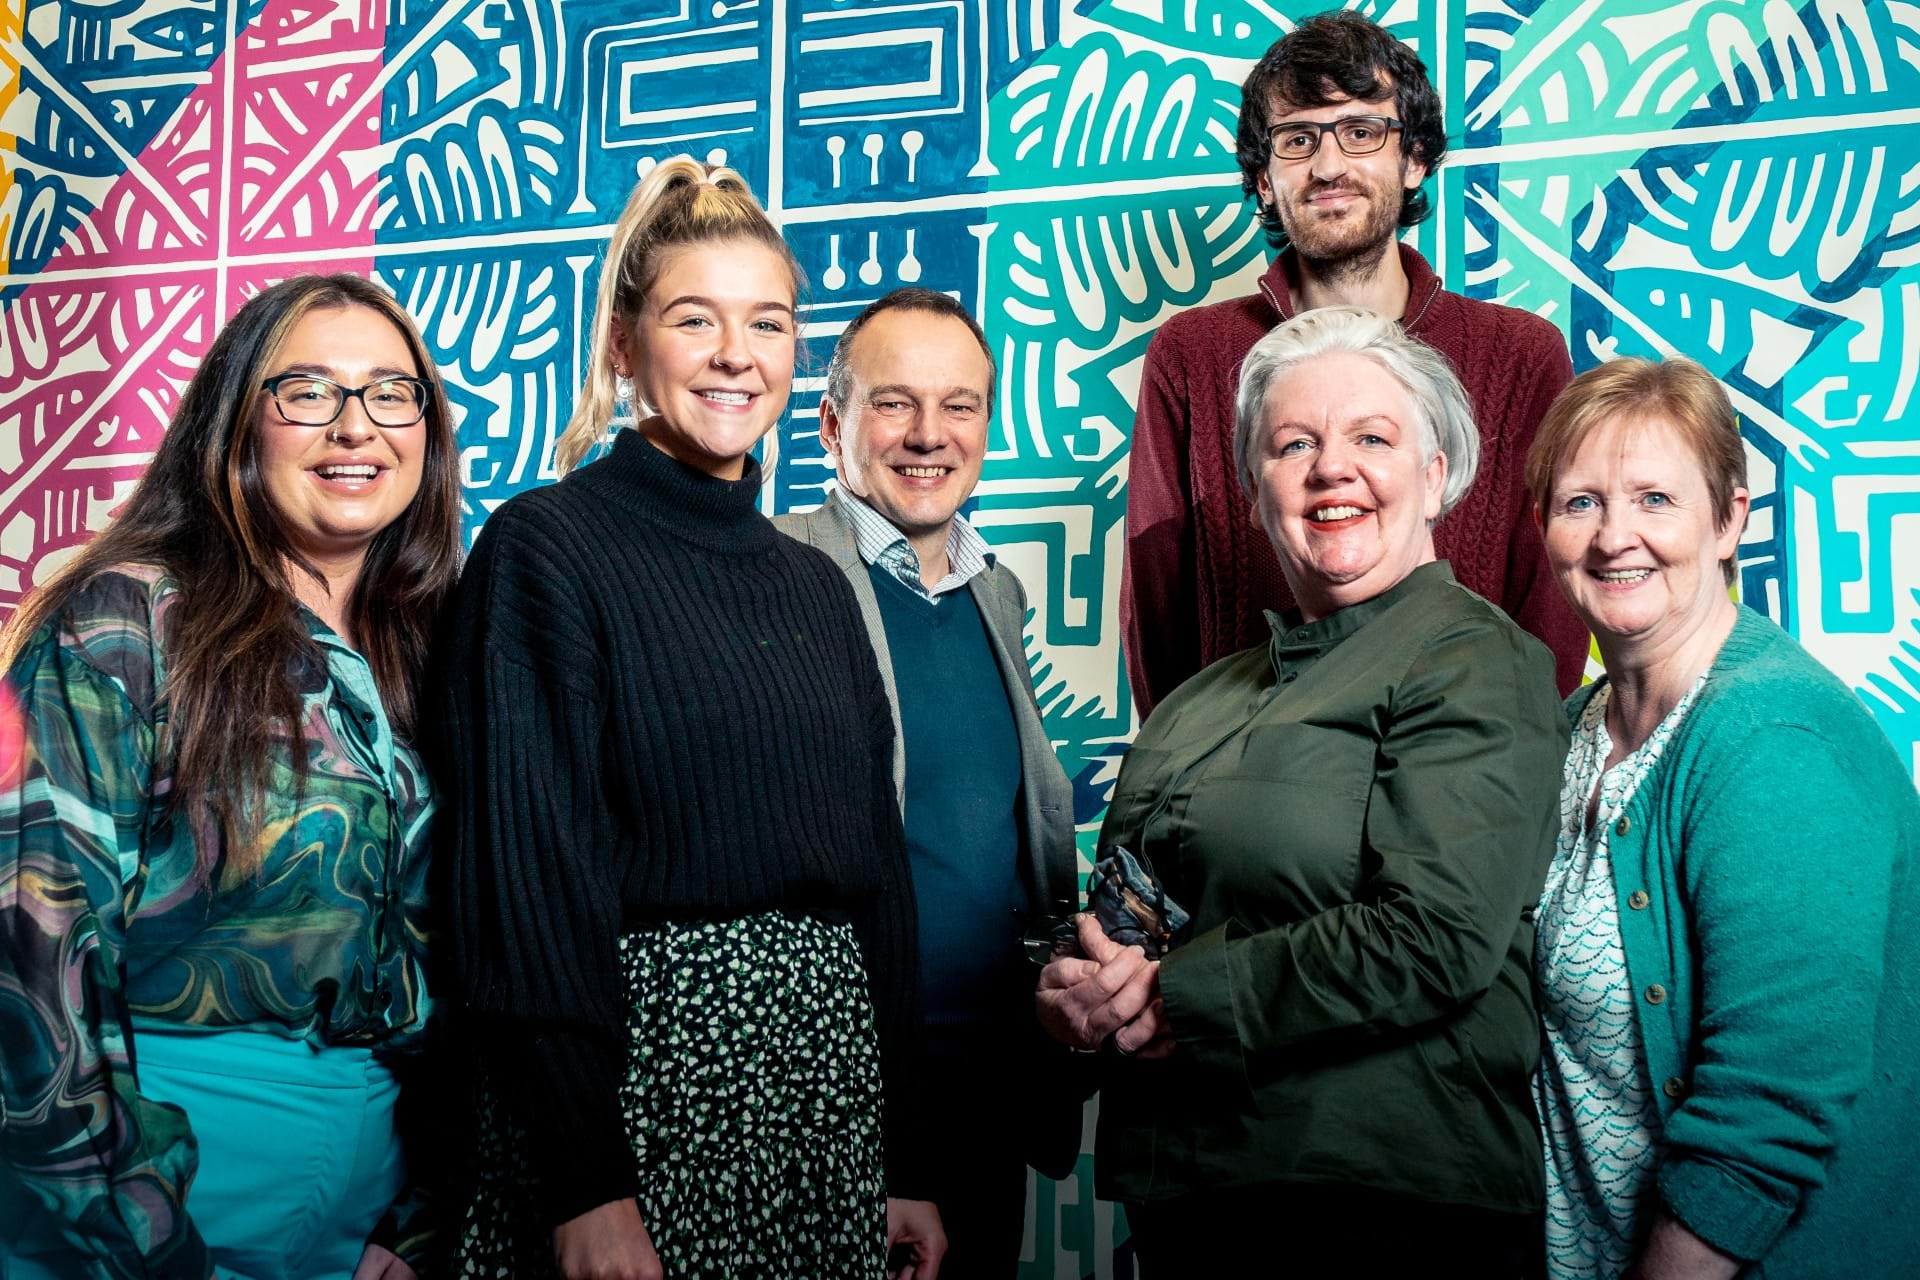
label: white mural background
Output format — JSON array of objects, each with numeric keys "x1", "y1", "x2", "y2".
[{"x1": 4, "y1": 0, "x2": 1918, "y2": 1273}]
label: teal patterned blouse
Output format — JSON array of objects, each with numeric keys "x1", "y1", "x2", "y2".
[{"x1": 0, "y1": 566, "x2": 435, "y2": 1278}]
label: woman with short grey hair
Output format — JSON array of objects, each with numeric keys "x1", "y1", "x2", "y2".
[
  {"x1": 1037, "y1": 304, "x2": 1567, "y2": 1274},
  {"x1": 1231, "y1": 303, "x2": 1480, "y2": 515}
]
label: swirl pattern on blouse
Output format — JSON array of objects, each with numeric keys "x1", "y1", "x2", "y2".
[{"x1": 0, "y1": 564, "x2": 434, "y2": 1278}]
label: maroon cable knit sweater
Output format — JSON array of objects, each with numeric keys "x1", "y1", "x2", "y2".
[{"x1": 1121, "y1": 243, "x2": 1588, "y2": 716}]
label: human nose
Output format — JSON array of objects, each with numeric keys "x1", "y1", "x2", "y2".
[
  {"x1": 328, "y1": 395, "x2": 377, "y2": 442},
  {"x1": 1307, "y1": 434, "x2": 1355, "y2": 482},
  {"x1": 1593, "y1": 500, "x2": 1637, "y2": 554},
  {"x1": 711, "y1": 320, "x2": 752, "y2": 373},
  {"x1": 901, "y1": 403, "x2": 946, "y2": 450},
  {"x1": 1307, "y1": 127, "x2": 1349, "y2": 181}
]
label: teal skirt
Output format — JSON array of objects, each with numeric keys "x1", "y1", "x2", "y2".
[{"x1": 456, "y1": 911, "x2": 889, "y2": 1279}]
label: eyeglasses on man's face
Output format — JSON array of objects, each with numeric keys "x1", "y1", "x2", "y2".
[
  {"x1": 1267, "y1": 115, "x2": 1404, "y2": 161},
  {"x1": 260, "y1": 372, "x2": 431, "y2": 428}
]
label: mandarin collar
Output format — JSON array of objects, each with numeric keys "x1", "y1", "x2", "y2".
[{"x1": 1267, "y1": 561, "x2": 1456, "y2": 662}]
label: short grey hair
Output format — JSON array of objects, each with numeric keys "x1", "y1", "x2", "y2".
[{"x1": 1232, "y1": 305, "x2": 1480, "y2": 519}]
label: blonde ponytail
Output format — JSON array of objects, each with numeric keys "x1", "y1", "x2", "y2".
[{"x1": 554, "y1": 157, "x2": 800, "y2": 475}]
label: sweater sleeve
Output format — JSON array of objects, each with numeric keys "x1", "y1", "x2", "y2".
[
  {"x1": 434, "y1": 508, "x2": 638, "y2": 1228},
  {"x1": 1157, "y1": 617, "x2": 1565, "y2": 1077},
  {"x1": 1655, "y1": 722, "x2": 1903, "y2": 1261},
  {"x1": 1499, "y1": 333, "x2": 1588, "y2": 694},
  {"x1": 0, "y1": 603, "x2": 210, "y2": 1280},
  {"x1": 1121, "y1": 326, "x2": 1201, "y2": 721},
  {"x1": 844, "y1": 617, "x2": 928, "y2": 1201}
]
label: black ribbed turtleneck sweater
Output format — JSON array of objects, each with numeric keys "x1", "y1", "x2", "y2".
[{"x1": 435, "y1": 429, "x2": 922, "y2": 1225}]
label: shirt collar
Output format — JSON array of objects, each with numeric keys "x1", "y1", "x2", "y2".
[
  {"x1": 835, "y1": 486, "x2": 993, "y2": 601},
  {"x1": 1266, "y1": 560, "x2": 1456, "y2": 661}
]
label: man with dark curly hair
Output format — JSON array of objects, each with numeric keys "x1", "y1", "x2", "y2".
[{"x1": 1121, "y1": 10, "x2": 1588, "y2": 716}]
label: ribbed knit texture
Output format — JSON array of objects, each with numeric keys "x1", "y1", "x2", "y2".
[
  {"x1": 1121, "y1": 244, "x2": 1590, "y2": 715},
  {"x1": 433, "y1": 429, "x2": 923, "y2": 1227}
]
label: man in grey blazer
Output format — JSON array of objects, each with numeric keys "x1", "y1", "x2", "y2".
[{"x1": 775, "y1": 289, "x2": 1082, "y2": 1279}]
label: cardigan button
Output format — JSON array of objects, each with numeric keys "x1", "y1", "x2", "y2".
[
  {"x1": 1663, "y1": 1076, "x2": 1687, "y2": 1099},
  {"x1": 1628, "y1": 890, "x2": 1650, "y2": 910},
  {"x1": 1645, "y1": 983, "x2": 1667, "y2": 1005},
  {"x1": 1615, "y1": 816, "x2": 1631, "y2": 836}
]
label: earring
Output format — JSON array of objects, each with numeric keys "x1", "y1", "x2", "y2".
[{"x1": 613, "y1": 372, "x2": 636, "y2": 424}]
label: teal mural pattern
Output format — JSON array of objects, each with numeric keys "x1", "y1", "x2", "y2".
[{"x1": 4, "y1": 1, "x2": 1918, "y2": 1274}]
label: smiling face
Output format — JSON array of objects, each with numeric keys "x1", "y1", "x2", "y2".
[
  {"x1": 254, "y1": 304, "x2": 427, "y2": 572},
  {"x1": 614, "y1": 237, "x2": 797, "y2": 480},
  {"x1": 822, "y1": 309, "x2": 993, "y2": 550},
  {"x1": 1255, "y1": 91, "x2": 1426, "y2": 266},
  {"x1": 1542, "y1": 414, "x2": 1747, "y2": 660},
  {"x1": 1249, "y1": 350, "x2": 1446, "y2": 619}
]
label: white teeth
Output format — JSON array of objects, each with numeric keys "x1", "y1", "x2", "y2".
[
  {"x1": 898, "y1": 466, "x2": 947, "y2": 478},
  {"x1": 1310, "y1": 505, "x2": 1365, "y2": 521},
  {"x1": 319, "y1": 465, "x2": 378, "y2": 480},
  {"x1": 701, "y1": 390, "x2": 750, "y2": 404},
  {"x1": 1597, "y1": 569, "x2": 1652, "y2": 582}
]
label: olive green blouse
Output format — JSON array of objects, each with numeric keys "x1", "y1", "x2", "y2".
[{"x1": 1095, "y1": 561, "x2": 1568, "y2": 1212}]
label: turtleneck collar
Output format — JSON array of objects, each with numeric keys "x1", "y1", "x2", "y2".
[{"x1": 575, "y1": 427, "x2": 777, "y2": 553}]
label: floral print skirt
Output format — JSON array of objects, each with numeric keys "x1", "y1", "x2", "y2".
[{"x1": 455, "y1": 912, "x2": 888, "y2": 1279}]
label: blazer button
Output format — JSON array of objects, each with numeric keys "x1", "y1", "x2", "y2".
[
  {"x1": 1628, "y1": 890, "x2": 1650, "y2": 910},
  {"x1": 1615, "y1": 816, "x2": 1631, "y2": 836},
  {"x1": 1645, "y1": 983, "x2": 1667, "y2": 1005},
  {"x1": 1663, "y1": 1076, "x2": 1687, "y2": 1099}
]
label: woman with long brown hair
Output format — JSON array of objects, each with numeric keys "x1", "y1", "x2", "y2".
[
  {"x1": 440, "y1": 157, "x2": 943, "y2": 1280},
  {"x1": 0, "y1": 273, "x2": 461, "y2": 1280}
]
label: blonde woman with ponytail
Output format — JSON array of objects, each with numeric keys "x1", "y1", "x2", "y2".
[{"x1": 438, "y1": 158, "x2": 945, "y2": 1280}]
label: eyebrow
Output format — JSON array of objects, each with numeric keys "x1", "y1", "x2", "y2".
[
  {"x1": 273, "y1": 363, "x2": 419, "y2": 380},
  {"x1": 1269, "y1": 413, "x2": 1400, "y2": 431},
  {"x1": 658, "y1": 295, "x2": 795, "y2": 316},
  {"x1": 866, "y1": 384, "x2": 985, "y2": 402}
]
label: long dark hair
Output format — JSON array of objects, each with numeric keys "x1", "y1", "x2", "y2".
[{"x1": 1, "y1": 274, "x2": 462, "y2": 869}]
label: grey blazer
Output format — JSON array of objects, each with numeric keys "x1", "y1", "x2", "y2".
[{"x1": 774, "y1": 489, "x2": 1078, "y2": 914}]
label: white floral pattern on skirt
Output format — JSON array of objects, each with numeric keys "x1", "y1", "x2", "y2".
[{"x1": 456, "y1": 912, "x2": 888, "y2": 1279}]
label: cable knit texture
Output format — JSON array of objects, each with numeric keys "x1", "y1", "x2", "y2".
[
  {"x1": 434, "y1": 430, "x2": 923, "y2": 1227},
  {"x1": 1122, "y1": 244, "x2": 1589, "y2": 715}
]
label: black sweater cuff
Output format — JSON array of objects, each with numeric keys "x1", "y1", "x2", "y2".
[{"x1": 500, "y1": 1030, "x2": 643, "y2": 1229}]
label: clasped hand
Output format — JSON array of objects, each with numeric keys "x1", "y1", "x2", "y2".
[{"x1": 1034, "y1": 915, "x2": 1175, "y2": 1058}]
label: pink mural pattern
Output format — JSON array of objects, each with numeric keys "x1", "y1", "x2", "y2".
[{"x1": 0, "y1": 2, "x2": 386, "y2": 609}]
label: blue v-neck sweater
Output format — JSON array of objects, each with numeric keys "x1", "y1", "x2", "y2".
[{"x1": 866, "y1": 564, "x2": 1027, "y2": 1044}]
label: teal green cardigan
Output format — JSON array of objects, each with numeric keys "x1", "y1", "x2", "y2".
[{"x1": 1566, "y1": 606, "x2": 1919, "y2": 1276}]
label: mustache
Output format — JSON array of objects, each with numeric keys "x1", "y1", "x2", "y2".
[{"x1": 1301, "y1": 181, "x2": 1365, "y2": 199}]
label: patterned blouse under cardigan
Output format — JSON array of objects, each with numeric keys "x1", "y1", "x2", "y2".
[{"x1": 0, "y1": 566, "x2": 435, "y2": 1279}]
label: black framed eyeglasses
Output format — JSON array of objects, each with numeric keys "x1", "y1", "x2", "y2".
[
  {"x1": 1267, "y1": 115, "x2": 1403, "y2": 161},
  {"x1": 260, "y1": 373, "x2": 431, "y2": 427}
]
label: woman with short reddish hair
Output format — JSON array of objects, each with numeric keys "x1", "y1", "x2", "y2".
[{"x1": 1527, "y1": 357, "x2": 1919, "y2": 1280}]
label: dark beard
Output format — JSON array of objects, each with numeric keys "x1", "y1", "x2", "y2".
[
  {"x1": 1274, "y1": 170, "x2": 1407, "y2": 282},
  {"x1": 1296, "y1": 233, "x2": 1393, "y2": 288}
]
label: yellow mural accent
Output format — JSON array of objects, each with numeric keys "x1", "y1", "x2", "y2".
[{"x1": 0, "y1": 1, "x2": 22, "y2": 275}]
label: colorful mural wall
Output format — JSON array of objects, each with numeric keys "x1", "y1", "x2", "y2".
[{"x1": 4, "y1": 0, "x2": 1918, "y2": 1273}]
